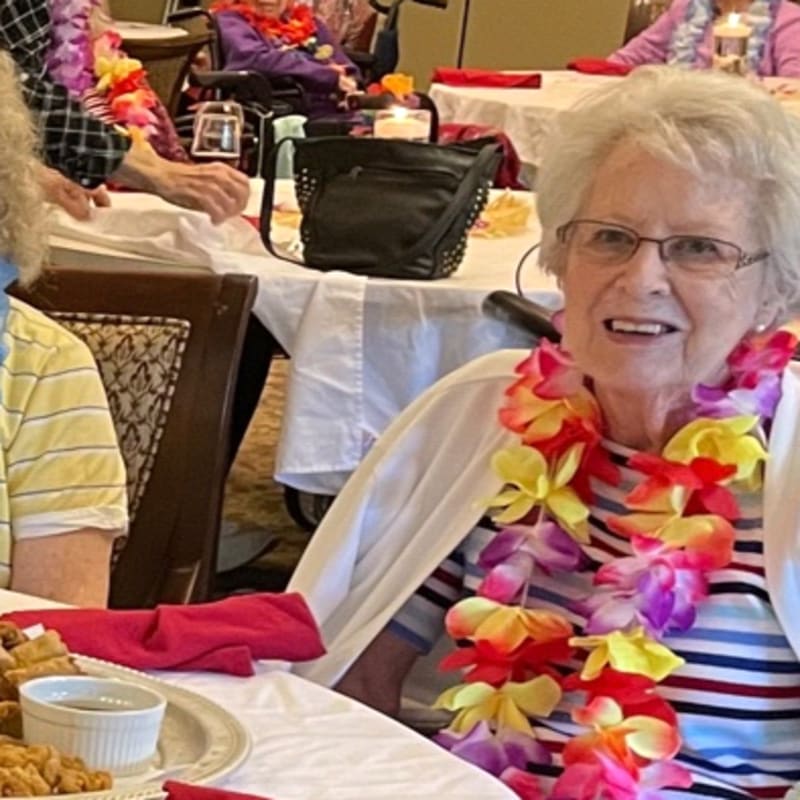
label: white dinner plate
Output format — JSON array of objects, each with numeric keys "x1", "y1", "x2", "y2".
[{"x1": 19, "y1": 655, "x2": 252, "y2": 800}]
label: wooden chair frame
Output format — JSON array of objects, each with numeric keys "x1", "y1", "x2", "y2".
[{"x1": 10, "y1": 268, "x2": 257, "y2": 608}]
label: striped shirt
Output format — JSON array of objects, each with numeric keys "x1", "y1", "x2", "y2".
[
  {"x1": 0, "y1": 298, "x2": 127, "y2": 587},
  {"x1": 392, "y1": 440, "x2": 800, "y2": 800}
]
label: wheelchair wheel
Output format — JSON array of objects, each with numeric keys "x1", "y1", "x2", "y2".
[{"x1": 284, "y1": 487, "x2": 336, "y2": 532}]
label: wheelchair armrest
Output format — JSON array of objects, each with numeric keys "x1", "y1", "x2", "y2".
[
  {"x1": 482, "y1": 291, "x2": 561, "y2": 343},
  {"x1": 345, "y1": 49, "x2": 376, "y2": 71},
  {"x1": 190, "y1": 69, "x2": 279, "y2": 107},
  {"x1": 167, "y1": 7, "x2": 212, "y2": 24}
]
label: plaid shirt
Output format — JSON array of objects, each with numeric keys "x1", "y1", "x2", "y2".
[{"x1": 0, "y1": 0, "x2": 130, "y2": 186}]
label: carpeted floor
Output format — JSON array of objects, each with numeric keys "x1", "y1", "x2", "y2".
[{"x1": 220, "y1": 357, "x2": 310, "y2": 589}]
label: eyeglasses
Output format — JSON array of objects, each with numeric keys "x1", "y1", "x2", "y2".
[{"x1": 556, "y1": 219, "x2": 769, "y2": 277}]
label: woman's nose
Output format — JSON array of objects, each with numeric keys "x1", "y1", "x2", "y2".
[{"x1": 614, "y1": 239, "x2": 672, "y2": 296}]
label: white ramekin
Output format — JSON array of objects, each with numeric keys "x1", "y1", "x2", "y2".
[{"x1": 19, "y1": 675, "x2": 166, "y2": 775}]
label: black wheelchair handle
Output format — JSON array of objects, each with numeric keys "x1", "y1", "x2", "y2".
[{"x1": 482, "y1": 290, "x2": 561, "y2": 343}]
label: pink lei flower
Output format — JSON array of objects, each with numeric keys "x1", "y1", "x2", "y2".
[{"x1": 48, "y1": 0, "x2": 99, "y2": 97}]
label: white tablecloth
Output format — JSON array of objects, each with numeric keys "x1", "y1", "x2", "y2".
[
  {"x1": 430, "y1": 71, "x2": 619, "y2": 170},
  {"x1": 48, "y1": 180, "x2": 561, "y2": 495},
  {"x1": 0, "y1": 589, "x2": 515, "y2": 800},
  {"x1": 429, "y1": 71, "x2": 800, "y2": 173}
]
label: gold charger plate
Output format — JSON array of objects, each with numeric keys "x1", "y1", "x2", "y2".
[{"x1": 19, "y1": 656, "x2": 252, "y2": 800}]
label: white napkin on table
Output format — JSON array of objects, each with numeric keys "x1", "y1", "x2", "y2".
[{"x1": 48, "y1": 195, "x2": 267, "y2": 267}]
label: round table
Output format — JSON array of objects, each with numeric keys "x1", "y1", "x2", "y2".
[
  {"x1": 115, "y1": 21, "x2": 189, "y2": 42},
  {"x1": 430, "y1": 71, "x2": 800, "y2": 176}
]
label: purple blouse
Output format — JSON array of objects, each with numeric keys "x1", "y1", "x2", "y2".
[
  {"x1": 610, "y1": 0, "x2": 800, "y2": 77},
  {"x1": 215, "y1": 10, "x2": 359, "y2": 118}
]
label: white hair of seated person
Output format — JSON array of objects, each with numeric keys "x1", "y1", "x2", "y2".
[
  {"x1": 0, "y1": 52, "x2": 46, "y2": 284},
  {"x1": 536, "y1": 67, "x2": 800, "y2": 314}
]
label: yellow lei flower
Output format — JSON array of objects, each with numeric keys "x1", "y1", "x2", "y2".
[
  {"x1": 662, "y1": 416, "x2": 767, "y2": 489},
  {"x1": 435, "y1": 676, "x2": 562, "y2": 735},
  {"x1": 570, "y1": 627, "x2": 685, "y2": 682},
  {"x1": 94, "y1": 54, "x2": 144, "y2": 93},
  {"x1": 486, "y1": 443, "x2": 589, "y2": 540}
]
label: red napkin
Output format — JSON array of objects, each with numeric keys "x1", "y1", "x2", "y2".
[
  {"x1": 164, "y1": 781, "x2": 271, "y2": 800},
  {"x1": 431, "y1": 67, "x2": 542, "y2": 89},
  {"x1": 3, "y1": 593, "x2": 324, "y2": 677},
  {"x1": 567, "y1": 58, "x2": 633, "y2": 76}
]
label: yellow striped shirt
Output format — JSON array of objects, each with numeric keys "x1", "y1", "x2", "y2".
[{"x1": 0, "y1": 298, "x2": 128, "y2": 587}]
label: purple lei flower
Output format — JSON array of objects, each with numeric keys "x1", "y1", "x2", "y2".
[
  {"x1": 477, "y1": 521, "x2": 584, "y2": 603},
  {"x1": 577, "y1": 536, "x2": 707, "y2": 638},
  {"x1": 48, "y1": 0, "x2": 99, "y2": 97},
  {"x1": 692, "y1": 372, "x2": 782, "y2": 420},
  {"x1": 435, "y1": 721, "x2": 551, "y2": 776}
]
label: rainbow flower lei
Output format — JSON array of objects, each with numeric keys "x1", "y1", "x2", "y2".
[
  {"x1": 48, "y1": 0, "x2": 160, "y2": 137},
  {"x1": 433, "y1": 328, "x2": 798, "y2": 800}
]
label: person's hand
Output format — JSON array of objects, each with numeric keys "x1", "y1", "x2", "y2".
[
  {"x1": 329, "y1": 63, "x2": 347, "y2": 75},
  {"x1": 36, "y1": 165, "x2": 111, "y2": 221},
  {"x1": 111, "y1": 137, "x2": 250, "y2": 224},
  {"x1": 150, "y1": 160, "x2": 250, "y2": 225},
  {"x1": 338, "y1": 74, "x2": 358, "y2": 95}
]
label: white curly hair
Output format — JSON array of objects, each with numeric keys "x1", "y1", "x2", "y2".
[
  {"x1": 536, "y1": 67, "x2": 800, "y2": 313},
  {"x1": 0, "y1": 51, "x2": 46, "y2": 285}
]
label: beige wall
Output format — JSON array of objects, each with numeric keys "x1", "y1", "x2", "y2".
[
  {"x1": 108, "y1": 0, "x2": 169, "y2": 23},
  {"x1": 399, "y1": 0, "x2": 630, "y2": 89}
]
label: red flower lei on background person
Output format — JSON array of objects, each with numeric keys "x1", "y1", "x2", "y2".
[
  {"x1": 433, "y1": 329, "x2": 798, "y2": 800},
  {"x1": 210, "y1": 1, "x2": 318, "y2": 51}
]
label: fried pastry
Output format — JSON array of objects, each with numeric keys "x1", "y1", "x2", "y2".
[
  {"x1": 0, "y1": 624, "x2": 115, "y2": 794},
  {"x1": 10, "y1": 632, "x2": 67, "y2": 668},
  {"x1": 0, "y1": 702, "x2": 22, "y2": 740},
  {"x1": 3, "y1": 656, "x2": 80, "y2": 689},
  {"x1": 0, "y1": 740, "x2": 111, "y2": 794},
  {"x1": 0, "y1": 648, "x2": 16, "y2": 674},
  {"x1": 0, "y1": 625, "x2": 28, "y2": 651}
]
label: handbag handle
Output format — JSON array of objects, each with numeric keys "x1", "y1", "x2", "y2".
[
  {"x1": 259, "y1": 138, "x2": 501, "y2": 271},
  {"x1": 260, "y1": 136, "x2": 305, "y2": 266},
  {"x1": 375, "y1": 141, "x2": 500, "y2": 275}
]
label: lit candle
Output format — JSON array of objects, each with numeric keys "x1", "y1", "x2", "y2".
[
  {"x1": 712, "y1": 12, "x2": 752, "y2": 75},
  {"x1": 373, "y1": 107, "x2": 431, "y2": 141}
]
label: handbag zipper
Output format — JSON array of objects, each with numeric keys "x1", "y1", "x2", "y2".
[{"x1": 346, "y1": 164, "x2": 460, "y2": 180}]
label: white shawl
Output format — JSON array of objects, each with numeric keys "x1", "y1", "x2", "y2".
[{"x1": 289, "y1": 351, "x2": 800, "y2": 688}]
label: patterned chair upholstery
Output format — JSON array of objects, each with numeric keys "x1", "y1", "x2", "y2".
[
  {"x1": 51, "y1": 314, "x2": 191, "y2": 567},
  {"x1": 10, "y1": 268, "x2": 257, "y2": 608}
]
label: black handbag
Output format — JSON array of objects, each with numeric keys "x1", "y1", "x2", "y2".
[{"x1": 260, "y1": 136, "x2": 502, "y2": 280}]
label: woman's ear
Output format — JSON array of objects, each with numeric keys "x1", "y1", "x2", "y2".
[{"x1": 757, "y1": 286, "x2": 786, "y2": 331}]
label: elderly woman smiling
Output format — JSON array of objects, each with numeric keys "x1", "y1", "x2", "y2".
[
  {"x1": 0, "y1": 51, "x2": 127, "y2": 607},
  {"x1": 289, "y1": 68, "x2": 800, "y2": 800}
]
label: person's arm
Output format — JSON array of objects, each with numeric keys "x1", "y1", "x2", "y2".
[
  {"x1": 315, "y1": 18, "x2": 361, "y2": 79},
  {"x1": 11, "y1": 531, "x2": 114, "y2": 607},
  {"x1": 335, "y1": 547, "x2": 465, "y2": 715},
  {"x1": 608, "y1": 0, "x2": 684, "y2": 66},
  {"x1": 111, "y1": 135, "x2": 250, "y2": 224},
  {"x1": 217, "y1": 11, "x2": 341, "y2": 92},
  {"x1": 5, "y1": 308, "x2": 128, "y2": 607},
  {"x1": 0, "y1": 5, "x2": 248, "y2": 220},
  {"x1": 335, "y1": 628, "x2": 421, "y2": 716},
  {"x1": 772, "y1": 6, "x2": 800, "y2": 77}
]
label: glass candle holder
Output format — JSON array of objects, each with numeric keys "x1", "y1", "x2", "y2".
[
  {"x1": 373, "y1": 107, "x2": 432, "y2": 142},
  {"x1": 712, "y1": 13, "x2": 751, "y2": 75},
  {"x1": 191, "y1": 101, "x2": 244, "y2": 162}
]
